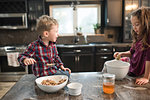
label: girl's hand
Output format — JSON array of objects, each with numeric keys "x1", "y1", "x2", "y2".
[
  {"x1": 23, "y1": 58, "x2": 36, "y2": 66},
  {"x1": 114, "y1": 52, "x2": 121, "y2": 59},
  {"x1": 135, "y1": 78, "x2": 149, "y2": 85},
  {"x1": 61, "y1": 65, "x2": 71, "y2": 74}
]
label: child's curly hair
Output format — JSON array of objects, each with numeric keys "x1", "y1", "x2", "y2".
[
  {"x1": 131, "y1": 7, "x2": 150, "y2": 50},
  {"x1": 36, "y1": 15, "x2": 58, "y2": 36}
]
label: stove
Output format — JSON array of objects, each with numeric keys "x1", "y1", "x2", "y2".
[{"x1": 0, "y1": 45, "x2": 28, "y2": 81}]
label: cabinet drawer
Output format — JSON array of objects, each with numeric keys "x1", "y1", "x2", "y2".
[
  {"x1": 114, "y1": 46, "x2": 130, "y2": 52},
  {"x1": 58, "y1": 47, "x2": 94, "y2": 54},
  {"x1": 96, "y1": 46, "x2": 113, "y2": 53},
  {"x1": 95, "y1": 54, "x2": 113, "y2": 72}
]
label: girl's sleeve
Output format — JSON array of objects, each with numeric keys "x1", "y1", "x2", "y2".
[
  {"x1": 130, "y1": 46, "x2": 135, "y2": 55},
  {"x1": 53, "y1": 45, "x2": 63, "y2": 68},
  {"x1": 18, "y1": 43, "x2": 35, "y2": 67}
]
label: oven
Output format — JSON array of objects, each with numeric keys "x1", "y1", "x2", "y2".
[{"x1": 0, "y1": 46, "x2": 28, "y2": 81}]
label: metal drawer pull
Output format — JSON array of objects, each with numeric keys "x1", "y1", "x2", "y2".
[
  {"x1": 74, "y1": 50, "x2": 81, "y2": 53},
  {"x1": 100, "y1": 56, "x2": 108, "y2": 59},
  {"x1": 100, "y1": 49, "x2": 109, "y2": 51}
]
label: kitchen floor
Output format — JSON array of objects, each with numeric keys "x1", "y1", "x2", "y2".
[
  {"x1": 0, "y1": 73, "x2": 25, "y2": 99},
  {"x1": 0, "y1": 82, "x2": 16, "y2": 99}
]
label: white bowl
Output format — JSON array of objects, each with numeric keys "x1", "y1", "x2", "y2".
[
  {"x1": 67, "y1": 82, "x2": 82, "y2": 96},
  {"x1": 105, "y1": 60, "x2": 130, "y2": 80},
  {"x1": 35, "y1": 75, "x2": 68, "y2": 93}
]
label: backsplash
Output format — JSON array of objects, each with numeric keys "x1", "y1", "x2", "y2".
[
  {"x1": 0, "y1": 30, "x2": 38, "y2": 46},
  {"x1": 0, "y1": 28, "x2": 119, "y2": 46}
]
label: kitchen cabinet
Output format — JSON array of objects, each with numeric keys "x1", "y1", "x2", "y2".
[
  {"x1": 105, "y1": 0, "x2": 122, "y2": 26},
  {"x1": 142, "y1": 0, "x2": 150, "y2": 6},
  {"x1": 58, "y1": 47, "x2": 95, "y2": 72},
  {"x1": 95, "y1": 46, "x2": 113, "y2": 72},
  {"x1": 28, "y1": 0, "x2": 45, "y2": 31},
  {"x1": 95, "y1": 44, "x2": 131, "y2": 72},
  {"x1": 0, "y1": 0, "x2": 27, "y2": 13},
  {"x1": 113, "y1": 45, "x2": 130, "y2": 52},
  {"x1": 123, "y1": 0, "x2": 150, "y2": 42},
  {"x1": 123, "y1": 0, "x2": 139, "y2": 42}
]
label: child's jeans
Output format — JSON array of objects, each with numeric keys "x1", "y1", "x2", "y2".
[{"x1": 55, "y1": 69, "x2": 70, "y2": 78}]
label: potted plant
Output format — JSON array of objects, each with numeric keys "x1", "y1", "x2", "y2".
[{"x1": 93, "y1": 23, "x2": 101, "y2": 34}]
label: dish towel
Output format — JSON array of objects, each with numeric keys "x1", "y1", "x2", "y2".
[{"x1": 7, "y1": 52, "x2": 20, "y2": 67}]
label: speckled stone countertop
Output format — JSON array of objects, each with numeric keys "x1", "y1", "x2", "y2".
[
  {"x1": 2, "y1": 72, "x2": 150, "y2": 100},
  {"x1": 57, "y1": 43, "x2": 131, "y2": 48}
]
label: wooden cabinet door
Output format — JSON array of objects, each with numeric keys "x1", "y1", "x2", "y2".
[
  {"x1": 106, "y1": 0, "x2": 122, "y2": 26},
  {"x1": 60, "y1": 54, "x2": 77, "y2": 72},
  {"x1": 78, "y1": 54, "x2": 94, "y2": 72},
  {"x1": 95, "y1": 54, "x2": 113, "y2": 72}
]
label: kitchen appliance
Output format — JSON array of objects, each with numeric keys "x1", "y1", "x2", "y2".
[
  {"x1": 0, "y1": 45, "x2": 28, "y2": 81},
  {"x1": 0, "y1": 13, "x2": 28, "y2": 29}
]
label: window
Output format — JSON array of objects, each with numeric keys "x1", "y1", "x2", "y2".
[{"x1": 50, "y1": 5, "x2": 101, "y2": 36}]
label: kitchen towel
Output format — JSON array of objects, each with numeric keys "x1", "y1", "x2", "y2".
[{"x1": 7, "y1": 52, "x2": 20, "y2": 67}]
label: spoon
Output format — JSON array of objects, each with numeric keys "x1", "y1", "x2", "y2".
[
  {"x1": 46, "y1": 63, "x2": 55, "y2": 66},
  {"x1": 122, "y1": 85, "x2": 147, "y2": 90}
]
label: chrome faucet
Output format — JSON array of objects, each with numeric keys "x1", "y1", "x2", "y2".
[
  {"x1": 74, "y1": 36, "x2": 79, "y2": 44},
  {"x1": 84, "y1": 35, "x2": 87, "y2": 44},
  {"x1": 74, "y1": 27, "x2": 80, "y2": 44}
]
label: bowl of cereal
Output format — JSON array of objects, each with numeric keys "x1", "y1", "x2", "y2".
[{"x1": 35, "y1": 75, "x2": 68, "y2": 93}]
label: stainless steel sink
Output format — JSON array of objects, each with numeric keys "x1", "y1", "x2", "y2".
[{"x1": 88, "y1": 42, "x2": 111, "y2": 45}]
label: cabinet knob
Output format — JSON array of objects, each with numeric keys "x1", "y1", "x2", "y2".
[{"x1": 107, "y1": 18, "x2": 110, "y2": 23}]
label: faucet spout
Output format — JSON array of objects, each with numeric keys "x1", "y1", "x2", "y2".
[
  {"x1": 74, "y1": 36, "x2": 80, "y2": 44},
  {"x1": 84, "y1": 35, "x2": 87, "y2": 44}
]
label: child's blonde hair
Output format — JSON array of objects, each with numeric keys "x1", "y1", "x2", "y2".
[
  {"x1": 36, "y1": 15, "x2": 58, "y2": 36},
  {"x1": 131, "y1": 7, "x2": 150, "y2": 50}
]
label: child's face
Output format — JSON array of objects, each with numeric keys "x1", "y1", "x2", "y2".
[
  {"x1": 131, "y1": 16, "x2": 141, "y2": 35},
  {"x1": 47, "y1": 25, "x2": 59, "y2": 42}
]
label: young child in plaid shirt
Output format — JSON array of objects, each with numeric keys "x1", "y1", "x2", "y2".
[{"x1": 18, "y1": 15, "x2": 71, "y2": 78}]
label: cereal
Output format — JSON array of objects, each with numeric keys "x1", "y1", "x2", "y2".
[{"x1": 41, "y1": 79, "x2": 66, "y2": 86}]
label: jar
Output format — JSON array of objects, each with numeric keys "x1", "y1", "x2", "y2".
[{"x1": 102, "y1": 73, "x2": 115, "y2": 94}]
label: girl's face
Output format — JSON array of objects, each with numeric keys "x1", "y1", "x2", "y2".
[
  {"x1": 131, "y1": 16, "x2": 141, "y2": 35},
  {"x1": 47, "y1": 25, "x2": 59, "y2": 42}
]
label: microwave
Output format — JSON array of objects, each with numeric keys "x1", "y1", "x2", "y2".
[{"x1": 0, "y1": 13, "x2": 28, "y2": 29}]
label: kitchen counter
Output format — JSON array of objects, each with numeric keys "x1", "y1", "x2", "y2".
[
  {"x1": 0, "y1": 43, "x2": 131, "y2": 56},
  {"x1": 57, "y1": 43, "x2": 131, "y2": 48},
  {"x1": 2, "y1": 72, "x2": 150, "y2": 100},
  {"x1": 0, "y1": 43, "x2": 131, "y2": 52}
]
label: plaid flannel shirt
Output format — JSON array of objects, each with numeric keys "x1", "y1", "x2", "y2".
[{"x1": 18, "y1": 36, "x2": 63, "y2": 77}]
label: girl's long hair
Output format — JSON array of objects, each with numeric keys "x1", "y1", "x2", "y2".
[{"x1": 131, "y1": 7, "x2": 150, "y2": 50}]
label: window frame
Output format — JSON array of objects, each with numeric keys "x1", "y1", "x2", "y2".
[{"x1": 49, "y1": 4, "x2": 101, "y2": 36}]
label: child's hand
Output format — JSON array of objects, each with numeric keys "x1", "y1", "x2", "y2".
[
  {"x1": 61, "y1": 65, "x2": 71, "y2": 74},
  {"x1": 23, "y1": 58, "x2": 36, "y2": 66},
  {"x1": 135, "y1": 77, "x2": 149, "y2": 85},
  {"x1": 114, "y1": 52, "x2": 121, "y2": 60}
]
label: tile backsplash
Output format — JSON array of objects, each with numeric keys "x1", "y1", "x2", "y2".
[{"x1": 0, "y1": 28, "x2": 119, "y2": 46}]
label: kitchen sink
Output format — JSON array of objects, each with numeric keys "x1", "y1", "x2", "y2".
[{"x1": 88, "y1": 42, "x2": 111, "y2": 45}]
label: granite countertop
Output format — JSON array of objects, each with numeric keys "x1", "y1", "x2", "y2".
[
  {"x1": 57, "y1": 43, "x2": 131, "y2": 48},
  {"x1": 2, "y1": 72, "x2": 150, "y2": 100},
  {"x1": 0, "y1": 43, "x2": 131, "y2": 55}
]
